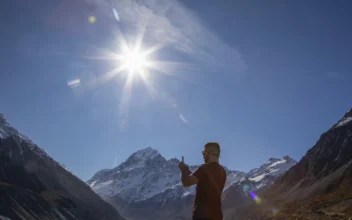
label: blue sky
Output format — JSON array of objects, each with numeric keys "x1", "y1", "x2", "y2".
[{"x1": 0, "y1": 0, "x2": 351, "y2": 180}]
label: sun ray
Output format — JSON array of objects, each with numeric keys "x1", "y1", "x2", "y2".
[
  {"x1": 138, "y1": 68, "x2": 158, "y2": 99},
  {"x1": 81, "y1": 54, "x2": 124, "y2": 61},
  {"x1": 146, "y1": 60, "x2": 196, "y2": 74},
  {"x1": 87, "y1": 66, "x2": 125, "y2": 88},
  {"x1": 142, "y1": 40, "x2": 168, "y2": 57},
  {"x1": 134, "y1": 21, "x2": 148, "y2": 54},
  {"x1": 145, "y1": 60, "x2": 209, "y2": 89},
  {"x1": 118, "y1": 70, "x2": 135, "y2": 130},
  {"x1": 76, "y1": 43, "x2": 124, "y2": 61}
]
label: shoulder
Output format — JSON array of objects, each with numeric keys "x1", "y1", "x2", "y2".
[
  {"x1": 220, "y1": 164, "x2": 226, "y2": 171},
  {"x1": 195, "y1": 164, "x2": 206, "y2": 171},
  {"x1": 192, "y1": 164, "x2": 206, "y2": 179},
  {"x1": 217, "y1": 164, "x2": 227, "y2": 174},
  {"x1": 193, "y1": 164, "x2": 208, "y2": 174}
]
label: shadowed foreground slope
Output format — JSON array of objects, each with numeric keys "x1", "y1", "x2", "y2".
[{"x1": 0, "y1": 113, "x2": 124, "y2": 220}]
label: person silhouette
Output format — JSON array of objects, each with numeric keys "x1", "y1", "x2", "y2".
[{"x1": 178, "y1": 142, "x2": 227, "y2": 220}]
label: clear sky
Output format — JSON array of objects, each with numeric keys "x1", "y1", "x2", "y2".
[{"x1": 1, "y1": 0, "x2": 351, "y2": 181}]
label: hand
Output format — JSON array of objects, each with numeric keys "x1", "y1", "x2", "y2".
[{"x1": 178, "y1": 156, "x2": 187, "y2": 171}]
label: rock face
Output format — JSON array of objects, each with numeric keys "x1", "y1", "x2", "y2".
[
  {"x1": 227, "y1": 108, "x2": 352, "y2": 220},
  {"x1": 88, "y1": 145, "x2": 296, "y2": 220},
  {"x1": 0, "y1": 113, "x2": 124, "y2": 220},
  {"x1": 271, "y1": 108, "x2": 352, "y2": 200}
]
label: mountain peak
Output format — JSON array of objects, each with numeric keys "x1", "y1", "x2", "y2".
[
  {"x1": 343, "y1": 108, "x2": 352, "y2": 118},
  {"x1": 283, "y1": 155, "x2": 296, "y2": 162},
  {"x1": 334, "y1": 108, "x2": 352, "y2": 128},
  {"x1": 131, "y1": 146, "x2": 160, "y2": 159},
  {"x1": 267, "y1": 157, "x2": 280, "y2": 163},
  {"x1": 0, "y1": 113, "x2": 31, "y2": 143},
  {"x1": 0, "y1": 112, "x2": 8, "y2": 125},
  {"x1": 266, "y1": 156, "x2": 296, "y2": 164},
  {"x1": 116, "y1": 146, "x2": 164, "y2": 171},
  {"x1": 0, "y1": 112, "x2": 18, "y2": 140}
]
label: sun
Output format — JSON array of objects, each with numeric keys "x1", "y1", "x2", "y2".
[
  {"x1": 120, "y1": 47, "x2": 148, "y2": 74},
  {"x1": 124, "y1": 50, "x2": 146, "y2": 71}
]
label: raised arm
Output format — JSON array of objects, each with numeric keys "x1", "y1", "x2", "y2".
[
  {"x1": 180, "y1": 166, "x2": 199, "y2": 186},
  {"x1": 178, "y1": 156, "x2": 199, "y2": 187}
]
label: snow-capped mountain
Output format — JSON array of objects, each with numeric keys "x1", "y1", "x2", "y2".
[
  {"x1": 88, "y1": 147, "x2": 251, "y2": 203},
  {"x1": 88, "y1": 146, "x2": 296, "y2": 219},
  {"x1": 221, "y1": 156, "x2": 297, "y2": 213},
  {"x1": 247, "y1": 155, "x2": 297, "y2": 189},
  {"x1": 88, "y1": 148, "x2": 296, "y2": 201},
  {"x1": 0, "y1": 113, "x2": 124, "y2": 220},
  {"x1": 89, "y1": 147, "x2": 188, "y2": 202},
  {"x1": 0, "y1": 113, "x2": 67, "y2": 169},
  {"x1": 0, "y1": 113, "x2": 31, "y2": 143},
  {"x1": 333, "y1": 108, "x2": 352, "y2": 128},
  {"x1": 224, "y1": 169, "x2": 248, "y2": 191}
]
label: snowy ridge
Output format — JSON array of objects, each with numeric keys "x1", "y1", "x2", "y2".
[
  {"x1": 333, "y1": 109, "x2": 352, "y2": 128},
  {"x1": 336, "y1": 117, "x2": 352, "y2": 128},
  {"x1": 88, "y1": 147, "x2": 297, "y2": 203},
  {"x1": 0, "y1": 113, "x2": 32, "y2": 143},
  {"x1": 247, "y1": 155, "x2": 297, "y2": 189},
  {"x1": 0, "y1": 112, "x2": 69, "y2": 172},
  {"x1": 224, "y1": 170, "x2": 247, "y2": 191}
]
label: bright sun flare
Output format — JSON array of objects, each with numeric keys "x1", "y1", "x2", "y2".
[
  {"x1": 81, "y1": 28, "x2": 191, "y2": 128},
  {"x1": 121, "y1": 48, "x2": 148, "y2": 73}
]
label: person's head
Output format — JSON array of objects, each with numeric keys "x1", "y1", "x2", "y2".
[{"x1": 202, "y1": 142, "x2": 221, "y2": 163}]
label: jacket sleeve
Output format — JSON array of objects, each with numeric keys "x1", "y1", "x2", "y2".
[{"x1": 191, "y1": 165, "x2": 204, "y2": 182}]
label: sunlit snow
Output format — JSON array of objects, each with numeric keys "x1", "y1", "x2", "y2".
[{"x1": 336, "y1": 117, "x2": 352, "y2": 127}]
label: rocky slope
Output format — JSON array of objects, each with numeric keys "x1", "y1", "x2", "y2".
[
  {"x1": 0, "y1": 113, "x2": 124, "y2": 220},
  {"x1": 88, "y1": 146, "x2": 296, "y2": 220},
  {"x1": 227, "y1": 108, "x2": 352, "y2": 220}
]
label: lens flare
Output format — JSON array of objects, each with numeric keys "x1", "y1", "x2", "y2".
[
  {"x1": 88, "y1": 16, "x2": 96, "y2": 23},
  {"x1": 67, "y1": 79, "x2": 80, "y2": 88},
  {"x1": 112, "y1": 8, "x2": 120, "y2": 22},
  {"x1": 272, "y1": 208, "x2": 279, "y2": 215},
  {"x1": 243, "y1": 184, "x2": 249, "y2": 192},
  {"x1": 249, "y1": 191, "x2": 262, "y2": 204}
]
